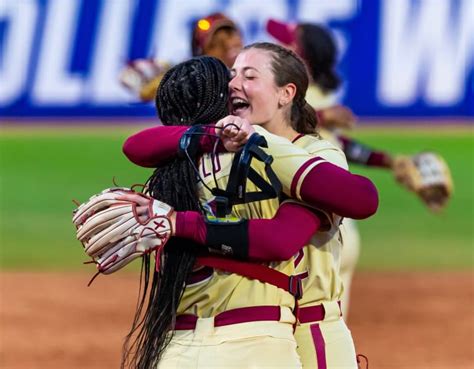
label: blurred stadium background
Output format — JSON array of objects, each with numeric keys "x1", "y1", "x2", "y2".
[{"x1": 0, "y1": 1, "x2": 473, "y2": 368}]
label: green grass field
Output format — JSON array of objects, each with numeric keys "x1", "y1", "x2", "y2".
[{"x1": 1, "y1": 124, "x2": 473, "y2": 271}]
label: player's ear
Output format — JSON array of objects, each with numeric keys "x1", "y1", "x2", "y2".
[{"x1": 278, "y1": 83, "x2": 297, "y2": 107}]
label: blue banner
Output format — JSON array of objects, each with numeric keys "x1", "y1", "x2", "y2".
[{"x1": 0, "y1": 0, "x2": 472, "y2": 118}]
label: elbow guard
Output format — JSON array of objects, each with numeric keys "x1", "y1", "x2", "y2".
[{"x1": 205, "y1": 217, "x2": 249, "y2": 259}]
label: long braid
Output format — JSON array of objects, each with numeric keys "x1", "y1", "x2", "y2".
[{"x1": 122, "y1": 56, "x2": 230, "y2": 369}]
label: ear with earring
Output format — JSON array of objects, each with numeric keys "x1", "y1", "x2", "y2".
[{"x1": 278, "y1": 99, "x2": 288, "y2": 108}]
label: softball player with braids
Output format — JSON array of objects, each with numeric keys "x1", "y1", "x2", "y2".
[
  {"x1": 122, "y1": 56, "x2": 311, "y2": 368},
  {"x1": 124, "y1": 43, "x2": 378, "y2": 368}
]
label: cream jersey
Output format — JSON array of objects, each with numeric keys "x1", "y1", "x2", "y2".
[
  {"x1": 178, "y1": 154, "x2": 294, "y2": 317},
  {"x1": 306, "y1": 83, "x2": 343, "y2": 148},
  {"x1": 178, "y1": 126, "x2": 346, "y2": 317},
  {"x1": 306, "y1": 84, "x2": 338, "y2": 110},
  {"x1": 289, "y1": 134, "x2": 348, "y2": 307}
]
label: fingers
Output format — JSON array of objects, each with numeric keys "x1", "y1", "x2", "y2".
[
  {"x1": 216, "y1": 116, "x2": 244, "y2": 137},
  {"x1": 215, "y1": 116, "x2": 235, "y2": 137},
  {"x1": 116, "y1": 193, "x2": 149, "y2": 206},
  {"x1": 220, "y1": 116, "x2": 242, "y2": 138},
  {"x1": 136, "y1": 205, "x2": 150, "y2": 222},
  {"x1": 215, "y1": 116, "x2": 255, "y2": 152},
  {"x1": 116, "y1": 193, "x2": 152, "y2": 221},
  {"x1": 223, "y1": 123, "x2": 240, "y2": 138}
]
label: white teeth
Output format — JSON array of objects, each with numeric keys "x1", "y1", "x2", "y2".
[{"x1": 231, "y1": 97, "x2": 248, "y2": 104}]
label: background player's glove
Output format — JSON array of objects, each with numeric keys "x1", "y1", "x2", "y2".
[
  {"x1": 73, "y1": 188, "x2": 173, "y2": 275},
  {"x1": 392, "y1": 152, "x2": 453, "y2": 212},
  {"x1": 119, "y1": 58, "x2": 172, "y2": 102}
]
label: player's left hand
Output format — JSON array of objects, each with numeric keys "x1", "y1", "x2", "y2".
[
  {"x1": 116, "y1": 193, "x2": 177, "y2": 235},
  {"x1": 72, "y1": 188, "x2": 174, "y2": 275},
  {"x1": 215, "y1": 115, "x2": 256, "y2": 152}
]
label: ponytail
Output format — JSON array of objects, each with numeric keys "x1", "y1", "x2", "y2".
[{"x1": 294, "y1": 99, "x2": 319, "y2": 134}]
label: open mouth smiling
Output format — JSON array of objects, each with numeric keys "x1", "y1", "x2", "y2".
[{"x1": 230, "y1": 97, "x2": 250, "y2": 114}]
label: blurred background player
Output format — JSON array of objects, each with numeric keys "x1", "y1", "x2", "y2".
[
  {"x1": 266, "y1": 18, "x2": 453, "y2": 318},
  {"x1": 120, "y1": 12, "x2": 352, "y2": 131},
  {"x1": 120, "y1": 12, "x2": 242, "y2": 102}
]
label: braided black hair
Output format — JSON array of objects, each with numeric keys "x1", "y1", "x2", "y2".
[
  {"x1": 121, "y1": 56, "x2": 230, "y2": 369},
  {"x1": 298, "y1": 23, "x2": 341, "y2": 93},
  {"x1": 156, "y1": 56, "x2": 230, "y2": 125}
]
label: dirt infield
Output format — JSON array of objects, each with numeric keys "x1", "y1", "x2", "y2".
[{"x1": 1, "y1": 271, "x2": 473, "y2": 369}]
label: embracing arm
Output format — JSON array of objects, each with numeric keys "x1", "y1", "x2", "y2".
[
  {"x1": 175, "y1": 202, "x2": 320, "y2": 262},
  {"x1": 123, "y1": 125, "x2": 220, "y2": 167},
  {"x1": 127, "y1": 192, "x2": 321, "y2": 262},
  {"x1": 293, "y1": 160, "x2": 378, "y2": 220},
  {"x1": 123, "y1": 126, "x2": 187, "y2": 167},
  {"x1": 338, "y1": 135, "x2": 393, "y2": 168},
  {"x1": 123, "y1": 122, "x2": 378, "y2": 220}
]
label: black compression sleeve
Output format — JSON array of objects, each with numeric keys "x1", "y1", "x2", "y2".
[{"x1": 205, "y1": 219, "x2": 249, "y2": 259}]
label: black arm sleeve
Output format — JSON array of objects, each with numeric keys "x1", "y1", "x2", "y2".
[{"x1": 205, "y1": 219, "x2": 249, "y2": 259}]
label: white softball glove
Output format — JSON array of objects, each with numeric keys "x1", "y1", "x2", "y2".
[{"x1": 73, "y1": 187, "x2": 173, "y2": 275}]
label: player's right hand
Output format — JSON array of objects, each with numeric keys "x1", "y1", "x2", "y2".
[
  {"x1": 215, "y1": 115, "x2": 255, "y2": 152},
  {"x1": 318, "y1": 104, "x2": 356, "y2": 130}
]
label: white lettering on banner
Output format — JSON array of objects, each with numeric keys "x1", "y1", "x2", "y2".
[
  {"x1": 150, "y1": 0, "x2": 218, "y2": 63},
  {"x1": 226, "y1": 0, "x2": 289, "y2": 43},
  {"x1": 89, "y1": 0, "x2": 134, "y2": 103},
  {"x1": 0, "y1": 1, "x2": 37, "y2": 105},
  {"x1": 297, "y1": 0, "x2": 359, "y2": 23},
  {"x1": 32, "y1": 0, "x2": 83, "y2": 104},
  {"x1": 378, "y1": 0, "x2": 474, "y2": 106}
]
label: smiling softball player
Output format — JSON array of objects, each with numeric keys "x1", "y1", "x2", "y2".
[{"x1": 120, "y1": 43, "x2": 379, "y2": 368}]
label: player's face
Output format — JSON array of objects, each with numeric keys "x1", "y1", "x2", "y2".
[
  {"x1": 229, "y1": 49, "x2": 287, "y2": 130},
  {"x1": 204, "y1": 29, "x2": 243, "y2": 68}
]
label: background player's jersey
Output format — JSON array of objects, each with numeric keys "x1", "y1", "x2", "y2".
[
  {"x1": 306, "y1": 83, "x2": 343, "y2": 148},
  {"x1": 306, "y1": 83, "x2": 338, "y2": 111},
  {"x1": 290, "y1": 134, "x2": 348, "y2": 307}
]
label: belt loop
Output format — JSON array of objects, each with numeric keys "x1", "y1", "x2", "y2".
[
  {"x1": 194, "y1": 317, "x2": 215, "y2": 337},
  {"x1": 289, "y1": 275, "x2": 303, "y2": 300},
  {"x1": 322, "y1": 301, "x2": 341, "y2": 321},
  {"x1": 292, "y1": 299, "x2": 300, "y2": 333}
]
